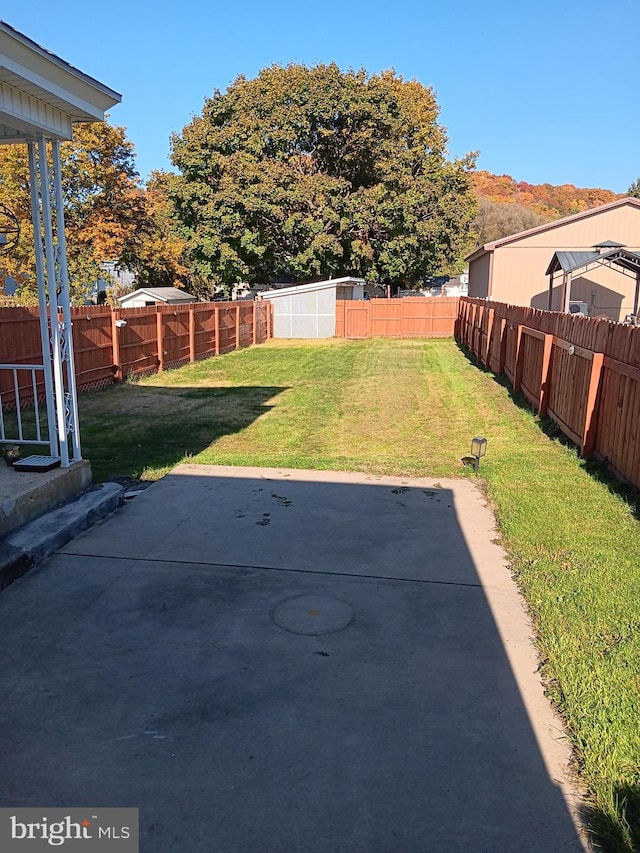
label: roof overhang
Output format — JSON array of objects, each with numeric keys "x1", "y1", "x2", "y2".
[
  {"x1": 470, "y1": 197, "x2": 640, "y2": 260},
  {"x1": 546, "y1": 247, "x2": 640, "y2": 279},
  {"x1": 0, "y1": 21, "x2": 121, "y2": 143},
  {"x1": 259, "y1": 277, "x2": 366, "y2": 298},
  {"x1": 118, "y1": 288, "x2": 197, "y2": 304},
  {"x1": 466, "y1": 246, "x2": 490, "y2": 263}
]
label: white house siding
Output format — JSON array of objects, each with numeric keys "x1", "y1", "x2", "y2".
[{"x1": 119, "y1": 294, "x2": 156, "y2": 308}]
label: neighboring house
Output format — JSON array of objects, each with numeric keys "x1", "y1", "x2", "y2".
[
  {"x1": 94, "y1": 260, "x2": 136, "y2": 302},
  {"x1": 442, "y1": 275, "x2": 469, "y2": 297},
  {"x1": 117, "y1": 287, "x2": 198, "y2": 308},
  {"x1": 467, "y1": 197, "x2": 640, "y2": 321},
  {"x1": 258, "y1": 277, "x2": 365, "y2": 338}
]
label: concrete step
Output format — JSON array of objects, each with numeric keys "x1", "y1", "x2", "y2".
[
  {"x1": 0, "y1": 459, "x2": 92, "y2": 538},
  {"x1": 0, "y1": 482, "x2": 124, "y2": 591}
]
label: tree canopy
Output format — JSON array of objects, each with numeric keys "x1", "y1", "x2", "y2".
[
  {"x1": 0, "y1": 122, "x2": 186, "y2": 305},
  {"x1": 472, "y1": 197, "x2": 546, "y2": 246},
  {"x1": 170, "y1": 64, "x2": 477, "y2": 290},
  {"x1": 471, "y1": 170, "x2": 620, "y2": 219},
  {"x1": 628, "y1": 178, "x2": 640, "y2": 199},
  {"x1": 119, "y1": 169, "x2": 189, "y2": 293}
]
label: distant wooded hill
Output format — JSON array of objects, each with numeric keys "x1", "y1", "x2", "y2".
[
  {"x1": 470, "y1": 171, "x2": 622, "y2": 246},
  {"x1": 471, "y1": 170, "x2": 620, "y2": 220}
]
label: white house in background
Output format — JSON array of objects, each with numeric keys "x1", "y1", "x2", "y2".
[
  {"x1": 94, "y1": 260, "x2": 136, "y2": 301},
  {"x1": 117, "y1": 287, "x2": 198, "y2": 308},
  {"x1": 442, "y1": 275, "x2": 469, "y2": 297},
  {"x1": 258, "y1": 277, "x2": 365, "y2": 338}
]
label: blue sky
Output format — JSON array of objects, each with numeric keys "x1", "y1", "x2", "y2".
[{"x1": 7, "y1": 0, "x2": 639, "y2": 192}]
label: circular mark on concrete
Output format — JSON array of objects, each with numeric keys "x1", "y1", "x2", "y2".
[{"x1": 272, "y1": 595, "x2": 354, "y2": 635}]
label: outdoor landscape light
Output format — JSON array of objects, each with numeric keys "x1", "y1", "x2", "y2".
[{"x1": 471, "y1": 436, "x2": 487, "y2": 474}]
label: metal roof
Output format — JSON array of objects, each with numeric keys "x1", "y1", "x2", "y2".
[
  {"x1": 546, "y1": 251, "x2": 602, "y2": 275},
  {"x1": 546, "y1": 247, "x2": 640, "y2": 277},
  {"x1": 594, "y1": 240, "x2": 626, "y2": 248},
  {"x1": 258, "y1": 277, "x2": 366, "y2": 299}
]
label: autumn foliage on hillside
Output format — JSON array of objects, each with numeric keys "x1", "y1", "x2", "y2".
[{"x1": 471, "y1": 170, "x2": 621, "y2": 220}]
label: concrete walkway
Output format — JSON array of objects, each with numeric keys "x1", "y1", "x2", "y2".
[{"x1": 0, "y1": 465, "x2": 587, "y2": 852}]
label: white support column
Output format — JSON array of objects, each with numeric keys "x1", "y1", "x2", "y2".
[
  {"x1": 563, "y1": 272, "x2": 573, "y2": 314},
  {"x1": 27, "y1": 140, "x2": 59, "y2": 459},
  {"x1": 37, "y1": 135, "x2": 69, "y2": 467},
  {"x1": 51, "y1": 139, "x2": 81, "y2": 462}
]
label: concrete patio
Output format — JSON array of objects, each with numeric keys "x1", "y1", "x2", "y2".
[{"x1": 0, "y1": 465, "x2": 587, "y2": 851}]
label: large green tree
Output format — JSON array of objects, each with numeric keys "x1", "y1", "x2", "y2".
[
  {"x1": 119, "y1": 170, "x2": 190, "y2": 292},
  {"x1": 170, "y1": 64, "x2": 477, "y2": 290}
]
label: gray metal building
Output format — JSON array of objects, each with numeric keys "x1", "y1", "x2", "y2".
[{"x1": 259, "y1": 277, "x2": 365, "y2": 338}]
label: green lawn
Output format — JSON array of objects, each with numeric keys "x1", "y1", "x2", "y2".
[{"x1": 79, "y1": 337, "x2": 640, "y2": 852}]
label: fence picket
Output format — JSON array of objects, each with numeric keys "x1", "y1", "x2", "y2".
[
  {"x1": 458, "y1": 297, "x2": 640, "y2": 491},
  {"x1": 0, "y1": 301, "x2": 270, "y2": 396}
]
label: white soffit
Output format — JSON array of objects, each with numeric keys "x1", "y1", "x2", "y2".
[{"x1": 0, "y1": 21, "x2": 121, "y2": 142}]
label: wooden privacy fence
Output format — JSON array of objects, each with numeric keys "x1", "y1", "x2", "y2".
[
  {"x1": 0, "y1": 300, "x2": 272, "y2": 405},
  {"x1": 336, "y1": 297, "x2": 459, "y2": 339},
  {"x1": 457, "y1": 296, "x2": 640, "y2": 489}
]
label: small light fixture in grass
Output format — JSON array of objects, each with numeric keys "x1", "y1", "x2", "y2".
[{"x1": 471, "y1": 436, "x2": 487, "y2": 475}]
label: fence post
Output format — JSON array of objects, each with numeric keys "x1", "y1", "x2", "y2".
[
  {"x1": 235, "y1": 303, "x2": 241, "y2": 349},
  {"x1": 252, "y1": 301, "x2": 258, "y2": 345},
  {"x1": 582, "y1": 352, "x2": 604, "y2": 457},
  {"x1": 498, "y1": 318, "x2": 507, "y2": 375},
  {"x1": 466, "y1": 303, "x2": 473, "y2": 349},
  {"x1": 513, "y1": 325, "x2": 524, "y2": 393},
  {"x1": 538, "y1": 333, "x2": 553, "y2": 415},
  {"x1": 473, "y1": 304, "x2": 480, "y2": 354},
  {"x1": 156, "y1": 310, "x2": 164, "y2": 372},
  {"x1": 484, "y1": 308, "x2": 495, "y2": 367},
  {"x1": 475, "y1": 304, "x2": 483, "y2": 358},
  {"x1": 189, "y1": 305, "x2": 196, "y2": 363},
  {"x1": 111, "y1": 309, "x2": 123, "y2": 382},
  {"x1": 266, "y1": 301, "x2": 272, "y2": 339},
  {"x1": 335, "y1": 299, "x2": 342, "y2": 338},
  {"x1": 214, "y1": 305, "x2": 220, "y2": 355}
]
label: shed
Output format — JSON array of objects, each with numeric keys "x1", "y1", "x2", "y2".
[
  {"x1": 118, "y1": 287, "x2": 198, "y2": 308},
  {"x1": 259, "y1": 277, "x2": 365, "y2": 338},
  {"x1": 467, "y1": 197, "x2": 640, "y2": 321}
]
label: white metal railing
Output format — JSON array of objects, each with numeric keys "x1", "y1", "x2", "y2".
[{"x1": 0, "y1": 364, "x2": 50, "y2": 449}]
